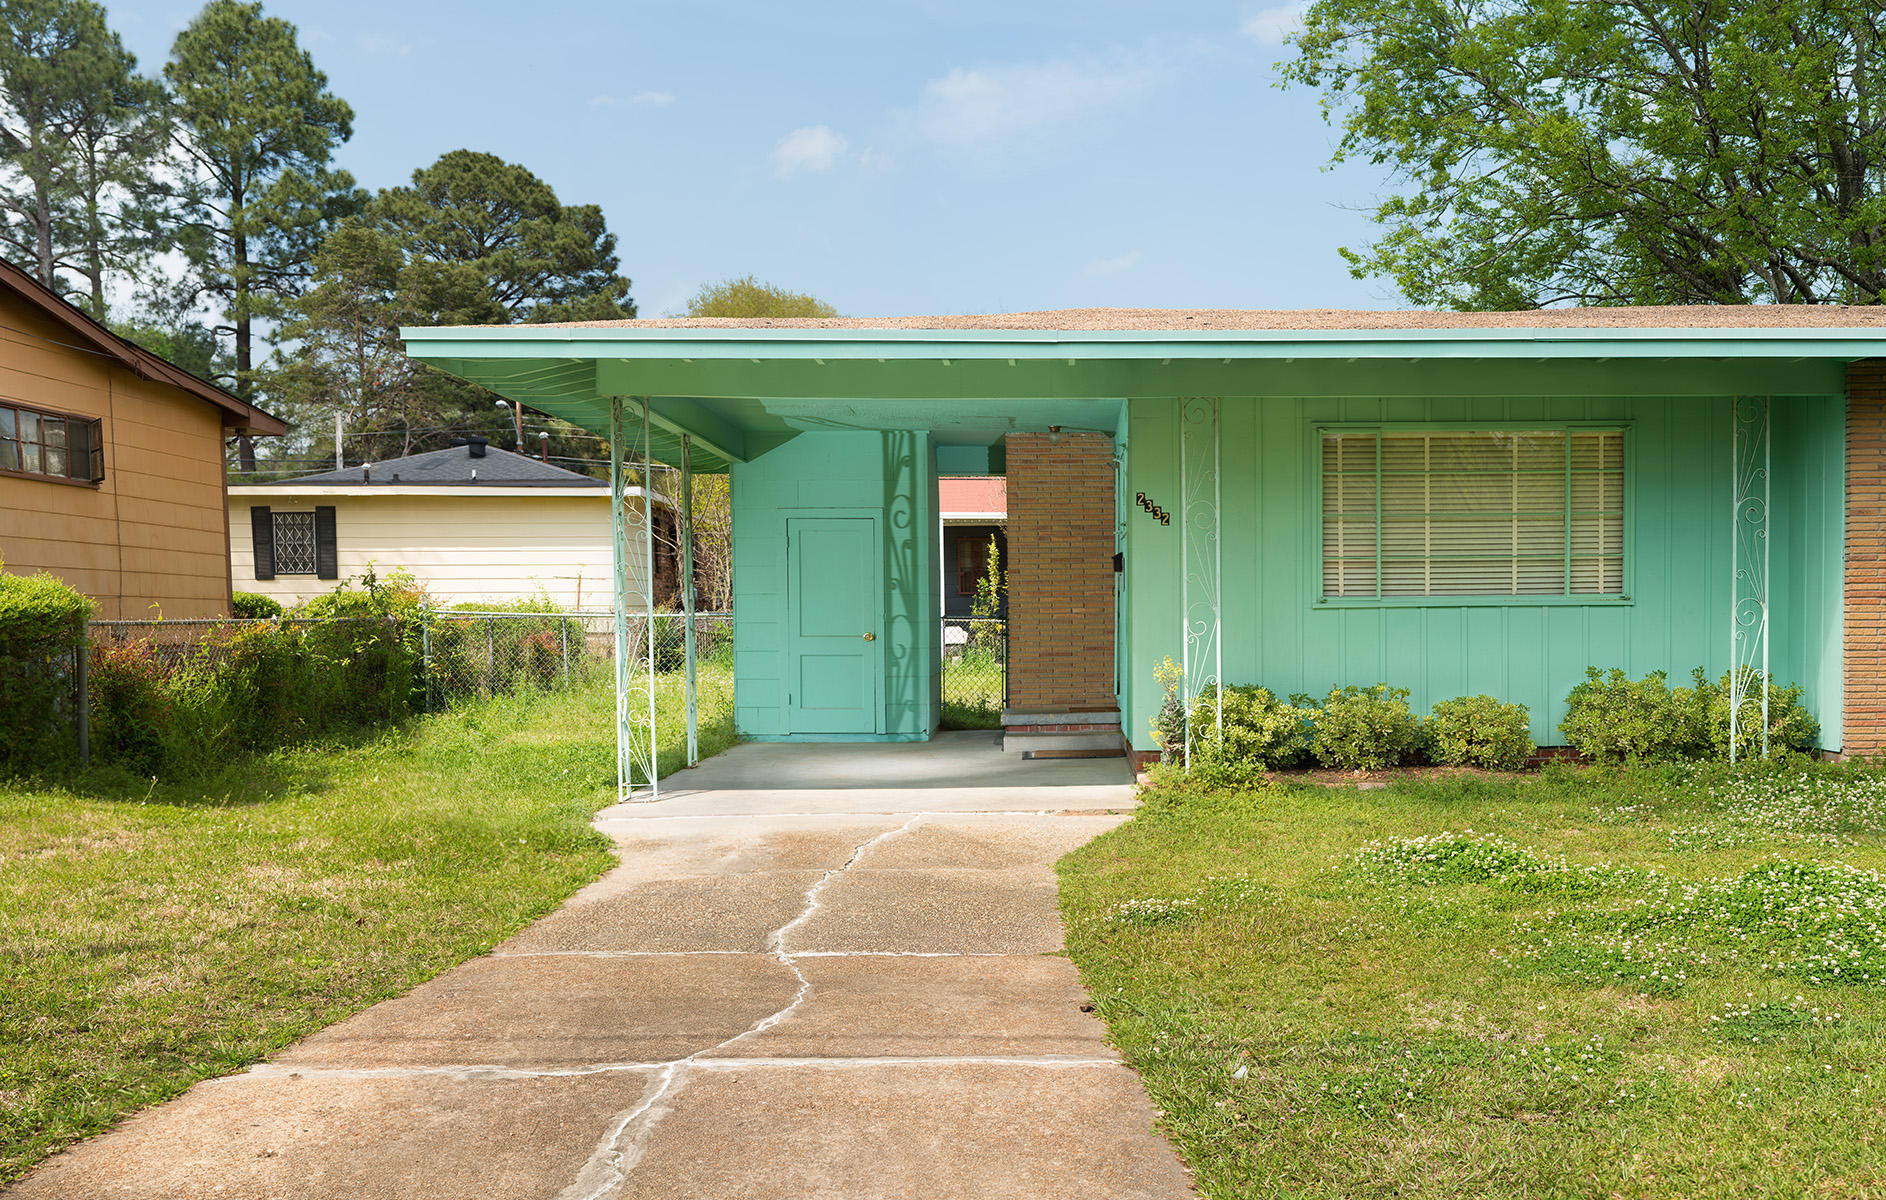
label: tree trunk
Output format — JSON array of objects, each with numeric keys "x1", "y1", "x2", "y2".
[{"x1": 232, "y1": 177, "x2": 256, "y2": 472}]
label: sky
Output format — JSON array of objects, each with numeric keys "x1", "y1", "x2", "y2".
[{"x1": 103, "y1": 0, "x2": 1398, "y2": 319}]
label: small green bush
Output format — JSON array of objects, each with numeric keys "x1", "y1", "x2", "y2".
[
  {"x1": 230, "y1": 591, "x2": 284, "y2": 620},
  {"x1": 1561, "y1": 667, "x2": 1819, "y2": 762},
  {"x1": 1559, "y1": 668, "x2": 1703, "y2": 762},
  {"x1": 1691, "y1": 667, "x2": 1821, "y2": 759},
  {"x1": 1426, "y1": 694, "x2": 1535, "y2": 770},
  {"x1": 1313, "y1": 684, "x2": 1421, "y2": 770},
  {"x1": 1187, "y1": 683, "x2": 1315, "y2": 772},
  {"x1": 0, "y1": 569, "x2": 92, "y2": 775}
]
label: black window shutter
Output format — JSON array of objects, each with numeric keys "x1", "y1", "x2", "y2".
[
  {"x1": 314, "y1": 505, "x2": 338, "y2": 579},
  {"x1": 250, "y1": 506, "x2": 275, "y2": 580}
]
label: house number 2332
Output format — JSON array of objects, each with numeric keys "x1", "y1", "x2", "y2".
[{"x1": 1135, "y1": 492, "x2": 1170, "y2": 525}]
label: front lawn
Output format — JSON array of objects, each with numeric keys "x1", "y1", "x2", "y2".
[
  {"x1": 1060, "y1": 765, "x2": 1886, "y2": 1199},
  {"x1": 0, "y1": 665, "x2": 734, "y2": 1187}
]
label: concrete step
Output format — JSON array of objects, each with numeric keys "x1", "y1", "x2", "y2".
[
  {"x1": 1001, "y1": 707, "x2": 1122, "y2": 729},
  {"x1": 1002, "y1": 729, "x2": 1125, "y2": 757}
]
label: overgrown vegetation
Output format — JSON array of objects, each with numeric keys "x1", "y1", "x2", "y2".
[
  {"x1": 0, "y1": 665, "x2": 734, "y2": 1187},
  {"x1": 1061, "y1": 761, "x2": 1886, "y2": 1199}
]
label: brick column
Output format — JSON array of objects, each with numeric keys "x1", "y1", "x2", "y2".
[
  {"x1": 1005, "y1": 432, "x2": 1116, "y2": 710},
  {"x1": 1847, "y1": 362, "x2": 1886, "y2": 754}
]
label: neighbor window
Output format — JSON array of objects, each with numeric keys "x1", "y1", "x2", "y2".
[
  {"x1": 956, "y1": 533, "x2": 998, "y2": 595},
  {"x1": 270, "y1": 511, "x2": 319, "y2": 575},
  {"x1": 249, "y1": 504, "x2": 336, "y2": 581},
  {"x1": 1321, "y1": 428, "x2": 1625, "y2": 599},
  {"x1": 0, "y1": 402, "x2": 104, "y2": 484}
]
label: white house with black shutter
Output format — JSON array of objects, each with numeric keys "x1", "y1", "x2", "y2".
[{"x1": 228, "y1": 437, "x2": 666, "y2": 608}]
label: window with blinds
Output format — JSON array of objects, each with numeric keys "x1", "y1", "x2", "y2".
[{"x1": 1322, "y1": 429, "x2": 1625, "y2": 599}]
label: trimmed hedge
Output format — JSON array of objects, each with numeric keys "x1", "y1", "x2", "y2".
[
  {"x1": 1426, "y1": 695, "x2": 1534, "y2": 770},
  {"x1": 1560, "y1": 666, "x2": 1819, "y2": 762}
]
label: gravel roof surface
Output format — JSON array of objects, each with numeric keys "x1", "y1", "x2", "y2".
[{"x1": 529, "y1": 306, "x2": 1886, "y2": 332}]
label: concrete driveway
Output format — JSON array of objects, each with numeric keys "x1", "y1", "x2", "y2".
[{"x1": 10, "y1": 733, "x2": 1193, "y2": 1199}]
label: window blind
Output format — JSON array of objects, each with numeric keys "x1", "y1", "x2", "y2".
[{"x1": 1322, "y1": 429, "x2": 1624, "y2": 599}]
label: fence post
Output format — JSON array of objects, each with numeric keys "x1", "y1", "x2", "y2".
[
  {"x1": 421, "y1": 606, "x2": 434, "y2": 712},
  {"x1": 561, "y1": 617, "x2": 570, "y2": 683},
  {"x1": 485, "y1": 618, "x2": 496, "y2": 698},
  {"x1": 75, "y1": 618, "x2": 89, "y2": 766}
]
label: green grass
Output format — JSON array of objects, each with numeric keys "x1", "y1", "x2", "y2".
[
  {"x1": 1059, "y1": 762, "x2": 1886, "y2": 1199},
  {"x1": 940, "y1": 650, "x2": 1005, "y2": 730},
  {"x1": 0, "y1": 664, "x2": 733, "y2": 1187}
]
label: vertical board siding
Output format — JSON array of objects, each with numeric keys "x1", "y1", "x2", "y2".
[
  {"x1": 731, "y1": 429, "x2": 938, "y2": 741},
  {"x1": 1127, "y1": 392, "x2": 1846, "y2": 751}
]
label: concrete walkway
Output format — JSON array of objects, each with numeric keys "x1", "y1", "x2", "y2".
[{"x1": 11, "y1": 733, "x2": 1194, "y2": 1199}]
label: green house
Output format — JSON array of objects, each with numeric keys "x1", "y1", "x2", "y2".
[{"x1": 403, "y1": 309, "x2": 1886, "y2": 776}]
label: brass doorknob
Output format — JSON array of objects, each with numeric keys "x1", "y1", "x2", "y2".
[{"x1": 862, "y1": 632, "x2": 875, "y2": 641}]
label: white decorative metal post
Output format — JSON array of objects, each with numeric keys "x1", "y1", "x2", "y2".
[
  {"x1": 679, "y1": 432, "x2": 699, "y2": 766},
  {"x1": 610, "y1": 396, "x2": 661, "y2": 799},
  {"x1": 1180, "y1": 397, "x2": 1223, "y2": 764},
  {"x1": 1729, "y1": 396, "x2": 1771, "y2": 763}
]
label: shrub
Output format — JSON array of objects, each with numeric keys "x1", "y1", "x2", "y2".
[
  {"x1": 1313, "y1": 684, "x2": 1422, "y2": 770},
  {"x1": 1426, "y1": 695, "x2": 1535, "y2": 770},
  {"x1": 1561, "y1": 667, "x2": 1819, "y2": 762},
  {"x1": 0, "y1": 569, "x2": 92, "y2": 775},
  {"x1": 231, "y1": 591, "x2": 284, "y2": 620},
  {"x1": 1560, "y1": 668, "x2": 1705, "y2": 762},
  {"x1": 88, "y1": 640, "x2": 173, "y2": 774},
  {"x1": 1187, "y1": 683, "x2": 1315, "y2": 772},
  {"x1": 1690, "y1": 667, "x2": 1821, "y2": 760}
]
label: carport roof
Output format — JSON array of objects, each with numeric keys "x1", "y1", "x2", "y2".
[{"x1": 401, "y1": 310, "x2": 1886, "y2": 474}]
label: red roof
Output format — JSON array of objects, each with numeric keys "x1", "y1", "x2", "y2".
[{"x1": 940, "y1": 476, "x2": 1005, "y2": 517}]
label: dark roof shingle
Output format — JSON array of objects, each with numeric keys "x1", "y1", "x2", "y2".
[{"x1": 258, "y1": 442, "x2": 606, "y2": 487}]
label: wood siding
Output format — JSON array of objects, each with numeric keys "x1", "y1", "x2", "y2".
[
  {"x1": 0, "y1": 287, "x2": 232, "y2": 618},
  {"x1": 227, "y1": 492, "x2": 650, "y2": 609}
]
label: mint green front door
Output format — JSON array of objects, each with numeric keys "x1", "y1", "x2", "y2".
[{"x1": 786, "y1": 517, "x2": 879, "y2": 734}]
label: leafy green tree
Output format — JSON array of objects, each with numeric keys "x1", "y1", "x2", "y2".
[
  {"x1": 684, "y1": 274, "x2": 838, "y2": 317},
  {"x1": 374, "y1": 149, "x2": 633, "y2": 323},
  {"x1": 111, "y1": 316, "x2": 222, "y2": 379},
  {"x1": 0, "y1": 0, "x2": 166, "y2": 314},
  {"x1": 270, "y1": 220, "x2": 495, "y2": 460},
  {"x1": 165, "y1": 0, "x2": 359, "y2": 466},
  {"x1": 1285, "y1": 0, "x2": 1886, "y2": 307}
]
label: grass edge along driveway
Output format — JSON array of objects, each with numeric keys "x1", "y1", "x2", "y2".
[
  {"x1": 1059, "y1": 764, "x2": 1886, "y2": 1200},
  {"x1": 0, "y1": 667, "x2": 734, "y2": 1187}
]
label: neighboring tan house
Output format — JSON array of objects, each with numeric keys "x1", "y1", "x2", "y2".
[
  {"x1": 0, "y1": 257, "x2": 284, "y2": 618},
  {"x1": 228, "y1": 437, "x2": 670, "y2": 608},
  {"x1": 940, "y1": 475, "x2": 1006, "y2": 618}
]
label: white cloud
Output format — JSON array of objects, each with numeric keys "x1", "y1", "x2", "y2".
[
  {"x1": 910, "y1": 54, "x2": 1163, "y2": 149},
  {"x1": 1240, "y1": 3, "x2": 1308, "y2": 46},
  {"x1": 631, "y1": 90, "x2": 676, "y2": 106},
  {"x1": 771, "y1": 125, "x2": 849, "y2": 177},
  {"x1": 358, "y1": 31, "x2": 412, "y2": 57},
  {"x1": 1085, "y1": 250, "x2": 1143, "y2": 278}
]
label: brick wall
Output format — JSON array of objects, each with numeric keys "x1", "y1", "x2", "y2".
[
  {"x1": 1849, "y1": 362, "x2": 1886, "y2": 755},
  {"x1": 1005, "y1": 432, "x2": 1116, "y2": 709}
]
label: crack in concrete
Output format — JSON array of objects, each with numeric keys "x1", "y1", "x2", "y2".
[
  {"x1": 553, "y1": 816, "x2": 926, "y2": 1200},
  {"x1": 594, "y1": 808, "x2": 1107, "y2": 823},
  {"x1": 490, "y1": 949, "x2": 1028, "y2": 959}
]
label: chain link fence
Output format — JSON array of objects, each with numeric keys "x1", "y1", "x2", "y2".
[
  {"x1": 941, "y1": 617, "x2": 1006, "y2": 728},
  {"x1": 422, "y1": 611, "x2": 731, "y2": 709}
]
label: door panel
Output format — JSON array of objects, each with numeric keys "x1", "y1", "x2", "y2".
[{"x1": 787, "y1": 517, "x2": 878, "y2": 733}]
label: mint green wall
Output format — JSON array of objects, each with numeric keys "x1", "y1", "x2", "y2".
[
  {"x1": 731, "y1": 430, "x2": 939, "y2": 741},
  {"x1": 1124, "y1": 392, "x2": 1846, "y2": 751}
]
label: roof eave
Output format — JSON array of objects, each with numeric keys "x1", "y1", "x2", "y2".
[{"x1": 400, "y1": 323, "x2": 1886, "y2": 362}]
